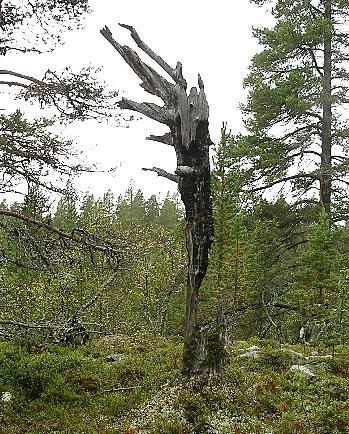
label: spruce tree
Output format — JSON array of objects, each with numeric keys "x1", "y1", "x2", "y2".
[{"x1": 54, "y1": 181, "x2": 79, "y2": 231}]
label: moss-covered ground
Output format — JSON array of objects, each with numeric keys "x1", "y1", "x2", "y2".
[{"x1": 0, "y1": 336, "x2": 348, "y2": 433}]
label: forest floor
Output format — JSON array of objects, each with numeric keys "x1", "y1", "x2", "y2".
[{"x1": 0, "y1": 335, "x2": 348, "y2": 433}]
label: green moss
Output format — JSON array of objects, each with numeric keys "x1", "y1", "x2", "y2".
[
  {"x1": 258, "y1": 348, "x2": 296, "y2": 371},
  {"x1": 0, "y1": 338, "x2": 348, "y2": 433},
  {"x1": 148, "y1": 420, "x2": 189, "y2": 434},
  {"x1": 329, "y1": 355, "x2": 349, "y2": 378}
]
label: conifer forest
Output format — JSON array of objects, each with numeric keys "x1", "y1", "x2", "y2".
[{"x1": 0, "y1": 1, "x2": 349, "y2": 433}]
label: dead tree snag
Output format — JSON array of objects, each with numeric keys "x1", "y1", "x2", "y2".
[{"x1": 101, "y1": 24, "x2": 224, "y2": 375}]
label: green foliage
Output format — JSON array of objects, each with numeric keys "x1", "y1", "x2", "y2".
[
  {"x1": 0, "y1": 336, "x2": 349, "y2": 433},
  {"x1": 293, "y1": 211, "x2": 339, "y2": 305},
  {"x1": 54, "y1": 181, "x2": 79, "y2": 230},
  {"x1": 0, "y1": 111, "x2": 76, "y2": 193},
  {"x1": 329, "y1": 353, "x2": 349, "y2": 378},
  {"x1": 0, "y1": 183, "x2": 185, "y2": 339},
  {"x1": 207, "y1": 127, "x2": 349, "y2": 344},
  {"x1": 0, "y1": 336, "x2": 183, "y2": 433},
  {"x1": 203, "y1": 128, "x2": 251, "y2": 315},
  {"x1": 241, "y1": 0, "x2": 349, "y2": 214}
]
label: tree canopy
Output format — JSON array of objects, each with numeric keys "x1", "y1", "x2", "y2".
[{"x1": 241, "y1": 0, "x2": 349, "y2": 218}]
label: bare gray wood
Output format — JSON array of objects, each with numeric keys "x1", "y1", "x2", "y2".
[{"x1": 142, "y1": 167, "x2": 179, "y2": 183}]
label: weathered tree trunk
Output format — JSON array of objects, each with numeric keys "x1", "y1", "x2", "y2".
[
  {"x1": 101, "y1": 24, "x2": 225, "y2": 375},
  {"x1": 321, "y1": 0, "x2": 332, "y2": 213}
]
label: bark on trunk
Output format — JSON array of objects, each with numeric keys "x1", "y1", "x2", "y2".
[
  {"x1": 321, "y1": 0, "x2": 332, "y2": 213},
  {"x1": 101, "y1": 24, "x2": 226, "y2": 375}
]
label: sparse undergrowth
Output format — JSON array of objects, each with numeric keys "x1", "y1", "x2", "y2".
[{"x1": 0, "y1": 337, "x2": 348, "y2": 433}]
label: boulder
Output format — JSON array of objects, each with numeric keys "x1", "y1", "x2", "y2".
[
  {"x1": 239, "y1": 345, "x2": 260, "y2": 359},
  {"x1": 105, "y1": 353, "x2": 126, "y2": 364},
  {"x1": 290, "y1": 364, "x2": 316, "y2": 380}
]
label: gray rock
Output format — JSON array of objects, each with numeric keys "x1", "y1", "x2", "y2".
[
  {"x1": 1, "y1": 392, "x2": 12, "y2": 402},
  {"x1": 308, "y1": 354, "x2": 332, "y2": 360},
  {"x1": 105, "y1": 353, "x2": 126, "y2": 364},
  {"x1": 328, "y1": 384, "x2": 342, "y2": 399},
  {"x1": 305, "y1": 354, "x2": 332, "y2": 374},
  {"x1": 310, "y1": 362, "x2": 329, "y2": 373},
  {"x1": 290, "y1": 364, "x2": 316, "y2": 380},
  {"x1": 239, "y1": 345, "x2": 260, "y2": 359}
]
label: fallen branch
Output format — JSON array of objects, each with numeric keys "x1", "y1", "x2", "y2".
[{"x1": 0, "y1": 209, "x2": 125, "y2": 259}]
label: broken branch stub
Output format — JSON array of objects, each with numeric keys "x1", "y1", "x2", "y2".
[
  {"x1": 101, "y1": 24, "x2": 218, "y2": 375},
  {"x1": 142, "y1": 167, "x2": 179, "y2": 183},
  {"x1": 146, "y1": 133, "x2": 174, "y2": 146}
]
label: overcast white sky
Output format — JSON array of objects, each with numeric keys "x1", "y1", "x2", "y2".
[{"x1": 7, "y1": 0, "x2": 272, "y2": 200}]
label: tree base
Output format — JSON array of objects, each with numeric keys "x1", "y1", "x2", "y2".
[{"x1": 183, "y1": 320, "x2": 228, "y2": 377}]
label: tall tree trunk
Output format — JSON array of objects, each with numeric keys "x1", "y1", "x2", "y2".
[
  {"x1": 101, "y1": 24, "x2": 226, "y2": 375},
  {"x1": 321, "y1": 0, "x2": 332, "y2": 212},
  {"x1": 175, "y1": 121, "x2": 214, "y2": 344}
]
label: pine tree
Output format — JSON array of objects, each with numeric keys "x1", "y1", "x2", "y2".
[
  {"x1": 244, "y1": 0, "x2": 349, "y2": 217},
  {"x1": 208, "y1": 127, "x2": 249, "y2": 312},
  {"x1": 130, "y1": 190, "x2": 146, "y2": 223}
]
